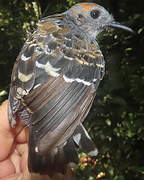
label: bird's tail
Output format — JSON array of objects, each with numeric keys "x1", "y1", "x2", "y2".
[{"x1": 28, "y1": 123, "x2": 98, "y2": 176}]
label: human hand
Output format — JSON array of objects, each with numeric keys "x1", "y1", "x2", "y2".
[
  {"x1": 0, "y1": 101, "x2": 51, "y2": 180},
  {"x1": 0, "y1": 100, "x2": 32, "y2": 180},
  {"x1": 0, "y1": 101, "x2": 72, "y2": 180}
]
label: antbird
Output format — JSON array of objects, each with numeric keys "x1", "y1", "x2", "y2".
[{"x1": 8, "y1": 2, "x2": 133, "y2": 176}]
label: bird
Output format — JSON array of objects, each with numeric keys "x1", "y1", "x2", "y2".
[{"x1": 8, "y1": 2, "x2": 133, "y2": 176}]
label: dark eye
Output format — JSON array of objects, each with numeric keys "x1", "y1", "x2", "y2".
[{"x1": 90, "y1": 10, "x2": 100, "y2": 19}]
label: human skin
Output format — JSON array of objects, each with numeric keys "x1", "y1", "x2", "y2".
[
  {"x1": 0, "y1": 100, "x2": 32, "y2": 180},
  {"x1": 0, "y1": 101, "x2": 72, "y2": 180}
]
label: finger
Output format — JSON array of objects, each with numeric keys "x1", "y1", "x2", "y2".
[
  {"x1": 0, "y1": 100, "x2": 29, "y2": 161},
  {"x1": 10, "y1": 150, "x2": 21, "y2": 174},
  {"x1": 0, "y1": 101, "x2": 14, "y2": 161},
  {"x1": 16, "y1": 143, "x2": 28, "y2": 172},
  {"x1": 0, "y1": 159, "x2": 15, "y2": 178},
  {"x1": 15, "y1": 127, "x2": 29, "y2": 144}
]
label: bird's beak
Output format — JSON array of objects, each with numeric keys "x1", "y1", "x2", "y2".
[{"x1": 109, "y1": 22, "x2": 134, "y2": 33}]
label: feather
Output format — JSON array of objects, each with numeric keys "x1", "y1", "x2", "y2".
[
  {"x1": 73, "y1": 124, "x2": 98, "y2": 156},
  {"x1": 8, "y1": 10, "x2": 105, "y2": 175}
]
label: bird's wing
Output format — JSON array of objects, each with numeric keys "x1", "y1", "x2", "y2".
[{"x1": 8, "y1": 17, "x2": 105, "y2": 174}]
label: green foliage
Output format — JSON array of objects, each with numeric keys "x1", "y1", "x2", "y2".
[
  {"x1": 0, "y1": 0, "x2": 40, "y2": 103},
  {"x1": 0, "y1": 0, "x2": 144, "y2": 179}
]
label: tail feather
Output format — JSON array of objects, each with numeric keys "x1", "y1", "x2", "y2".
[
  {"x1": 28, "y1": 129, "x2": 78, "y2": 176},
  {"x1": 73, "y1": 123, "x2": 98, "y2": 156},
  {"x1": 28, "y1": 123, "x2": 97, "y2": 176}
]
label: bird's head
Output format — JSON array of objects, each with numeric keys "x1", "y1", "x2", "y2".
[{"x1": 65, "y1": 2, "x2": 133, "y2": 38}]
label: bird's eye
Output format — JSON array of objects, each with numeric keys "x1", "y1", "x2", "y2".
[{"x1": 90, "y1": 10, "x2": 100, "y2": 19}]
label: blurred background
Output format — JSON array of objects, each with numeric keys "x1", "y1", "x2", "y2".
[{"x1": 0, "y1": 0, "x2": 144, "y2": 179}]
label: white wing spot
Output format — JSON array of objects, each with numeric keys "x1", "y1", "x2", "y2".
[
  {"x1": 35, "y1": 146, "x2": 39, "y2": 152},
  {"x1": 16, "y1": 87, "x2": 28, "y2": 98},
  {"x1": 63, "y1": 75, "x2": 92, "y2": 86},
  {"x1": 81, "y1": 125, "x2": 91, "y2": 140},
  {"x1": 18, "y1": 71, "x2": 33, "y2": 82},
  {"x1": 75, "y1": 78, "x2": 92, "y2": 86},
  {"x1": 64, "y1": 55, "x2": 73, "y2": 61},
  {"x1": 64, "y1": 37, "x2": 71, "y2": 41},
  {"x1": 21, "y1": 54, "x2": 30, "y2": 61},
  {"x1": 63, "y1": 75, "x2": 74, "y2": 83},
  {"x1": 73, "y1": 133, "x2": 81, "y2": 145},
  {"x1": 49, "y1": 33, "x2": 55, "y2": 39},
  {"x1": 93, "y1": 78, "x2": 97, "y2": 82},
  {"x1": 96, "y1": 63, "x2": 104, "y2": 68},
  {"x1": 63, "y1": 141, "x2": 67, "y2": 146},
  {"x1": 44, "y1": 44, "x2": 51, "y2": 54},
  {"x1": 88, "y1": 148, "x2": 98, "y2": 156},
  {"x1": 33, "y1": 83, "x2": 41, "y2": 89},
  {"x1": 36, "y1": 61, "x2": 45, "y2": 69},
  {"x1": 45, "y1": 61, "x2": 60, "y2": 77}
]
